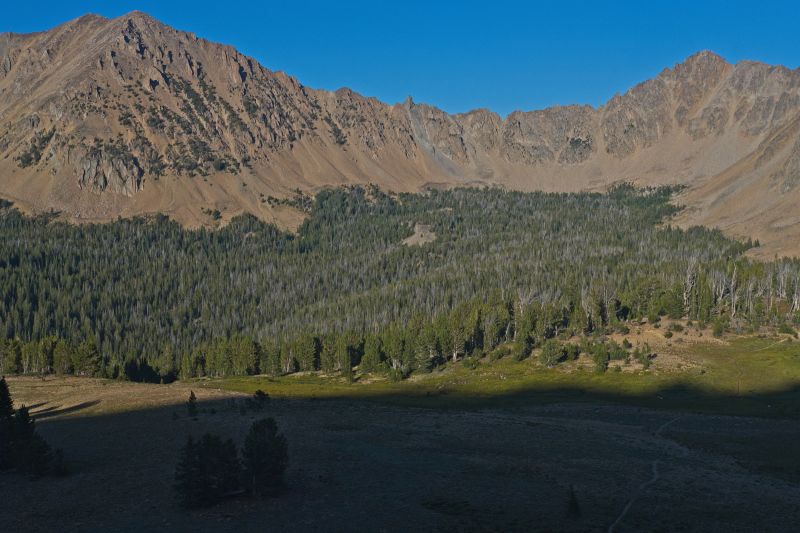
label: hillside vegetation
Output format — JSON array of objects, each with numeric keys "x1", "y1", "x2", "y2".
[{"x1": 1, "y1": 185, "x2": 798, "y2": 383}]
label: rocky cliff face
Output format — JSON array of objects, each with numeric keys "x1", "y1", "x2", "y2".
[{"x1": 1, "y1": 12, "x2": 800, "y2": 256}]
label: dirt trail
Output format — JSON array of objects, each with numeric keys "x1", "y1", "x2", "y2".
[{"x1": 608, "y1": 416, "x2": 683, "y2": 532}]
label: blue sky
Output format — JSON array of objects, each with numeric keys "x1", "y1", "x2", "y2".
[{"x1": 3, "y1": 1, "x2": 799, "y2": 116}]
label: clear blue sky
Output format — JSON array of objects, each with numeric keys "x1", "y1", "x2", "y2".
[{"x1": 3, "y1": 1, "x2": 799, "y2": 116}]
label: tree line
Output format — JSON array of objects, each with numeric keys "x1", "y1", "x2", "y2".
[{"x1": 1, "y1": 184, "x2": 798, "y2": 380}]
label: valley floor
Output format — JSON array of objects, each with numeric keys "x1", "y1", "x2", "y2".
[{"x1": 2, "y1": 334, "x2": 799, "y2": 533}]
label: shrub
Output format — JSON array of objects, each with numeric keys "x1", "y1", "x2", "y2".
[
  {"x1": 461, "y1": 357, "x2": 479, "y2": 370},
  {"x1": 607, "y1": 341, "x2": 627, "y2": 361},
  {"x1": 513, "y1": 337, "x2": 533, "y2": 361},
  {"x1": 633, "y1": 346, "x2": 652, "y2": 369},
  {"x1": 489, "y1": 345, "x2": 512, "y2": 361},
  {"x1": 539, "y1": 339, "x2": 564, "y2": 368},
  {"x1": 778, "y1": 323, "x2": 798, "y2": 338},
  {"x1": 592, "y1": 345, "x2": 609, "y2": 373},
  {"x1": 564, "y1": 344, "x2": 581, "y2": 361}
]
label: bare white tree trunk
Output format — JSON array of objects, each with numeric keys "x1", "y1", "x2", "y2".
[{"x1": 730, "y1": 265, "x2": 739, "y2": 318}]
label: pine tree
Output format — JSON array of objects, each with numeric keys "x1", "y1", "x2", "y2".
[
  {"x1": 175, "y1": 433, "x2": 242, "y2": 508},
  {"x1": 52, "y1": 339, "x2": 74, "y2": 375},
  {"x1": 242, "y1": 418, "x2": 288, "y2": 497},
  {"x1": 336, "y1": 336, "x2": 353, "y2": 382},
  {"x1": 157, "y1": 344, "x2": 176, "y2": 383},
  {"x1": 0, "y1": 377, "x2": 14, "y2": 469},
  {"x1": 293, "y1": 334, "x2": 319, "y2": 372},
  {"x1": 1, "y1": 341, "x2": 21, "y2": 375},
  {"x1": 319, "y1": 335, "x2": 338, "y2": 373},
  {"x1": 360, "y1": 334, "x2": 384, "y2": 374},
  {"x1": 174, "y1": 436, "x2": 202, "y2": 508},
  {"x1": 0, "y1": 377, "x2": 13, "y2": 419},
  {"x1": 74, "y1": 337, "x2": 102, "y2": 376},
  {"x1": 186, "y1": 391, "x2": 198, "y2": 418},
  {"x1": 11, "y1": 406, "x2": 51, "y2": 476}
]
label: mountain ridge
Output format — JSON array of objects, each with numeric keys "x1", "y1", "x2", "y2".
[{"x1": 1, "y1": 11, "x2": 800, "y2": 257}]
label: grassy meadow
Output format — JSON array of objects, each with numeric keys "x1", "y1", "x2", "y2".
[{"x1": 210, "y1": 333, "x2": 800, "y2": 418}]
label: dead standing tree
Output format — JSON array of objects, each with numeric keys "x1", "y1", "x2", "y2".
[{"x1": 683, "y1": 258, "x2": 698, "y2": 317}]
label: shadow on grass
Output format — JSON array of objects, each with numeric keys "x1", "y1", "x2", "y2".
[
  {"x1": 368, "y1": 382, "x2": 800, "y2": 419},
  {"x1": 4, "y1": 379, "x2": 798, "y2": 531},
  {"x1": 217, "y1": 378, "x2": 800, "y2": 420},
  {"x1": 31, "y1": 400, "x2": 102, "y2": 420}
]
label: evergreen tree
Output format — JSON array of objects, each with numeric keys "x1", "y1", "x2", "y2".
[
  {"x1": 175, "y1": 433, "x2": 242, "y2": 508},
  {"x1": 52, "y1": 339, "x2": 74, "y2": 375},
  {"x1": 157, "y1": 344, "x2": 177, "y2": 383},
  {"x1": 1, "y1": 341, "x2": 21, "y2": 375},
  {"x1": 186, "y1": 391, "x2": 198, "y2": 418},
  {"x1": 335, "y1": 335, "x2": 353, "y2": 382},
  {"x1": 0, "y1": 377, "x2": 14, "y2": 469},
  {"x1": 241, "y1": 418, "x2": 289, "y2": 497},
  {"x1": 0, "y1": 377, "x2": 13, "y2": 419},
  {"x1": 319, "y1": 335, "x2": 338, "y2": 373},
  {"x1": 174, "y1": 436, "x2": 202, "y2": 508},
  {"x1": 360, "y1": 334, "x2": 384, "y2": 374},
  {"x1": 293, "y1": 333, "x2": 319, "y2": 372},
  {"x1": 11, "y1": 406, "x2": 51, "y2": 477},
  {"x1": 74, "y1": 337, "x2": 102, "y2": 376}
]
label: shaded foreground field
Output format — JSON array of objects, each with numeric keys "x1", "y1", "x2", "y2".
[{"x1": 1, "y1": 336, "x2": 799, "y2": 532}]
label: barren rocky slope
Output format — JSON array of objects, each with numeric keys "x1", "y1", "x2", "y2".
[{"x1": 1, "y1": 12, "x2": 799, "y2": 255}]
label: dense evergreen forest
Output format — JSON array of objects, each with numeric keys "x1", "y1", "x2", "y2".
[{"x1": 0, "y1": 185, "x2": 798, "y2": 381}]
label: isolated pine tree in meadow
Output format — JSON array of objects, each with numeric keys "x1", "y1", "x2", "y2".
[
  {"x1": 0, "y1": 377, "x2": 14, "y2": 469},
  {"x1": 0, "y1": 377, "x2": 13, "y2": 419},
  {"x1": 174, "y1": 436, "x2": 203, "y2": 508},
  {"x1": 186, "y1": 391, "x2": 198, "y2": 418},
  {"x1": 11, "y1": 406, "x2": 51, "y2": 477},
  {"x1": 242, "y1": 418, "x2": 288, "y2": 497},
  {"x1": 175, "y1": 433, "x2": 242, "y2": 508}
]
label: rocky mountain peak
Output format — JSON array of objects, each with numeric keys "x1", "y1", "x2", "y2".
[{"x1": 1, "y1": 13, "x2": 800, "y2": 257}]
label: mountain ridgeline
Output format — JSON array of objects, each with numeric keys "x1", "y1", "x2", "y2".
[{"x1": 1, "y1": 12, "x2": 800, "y2": 256}]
